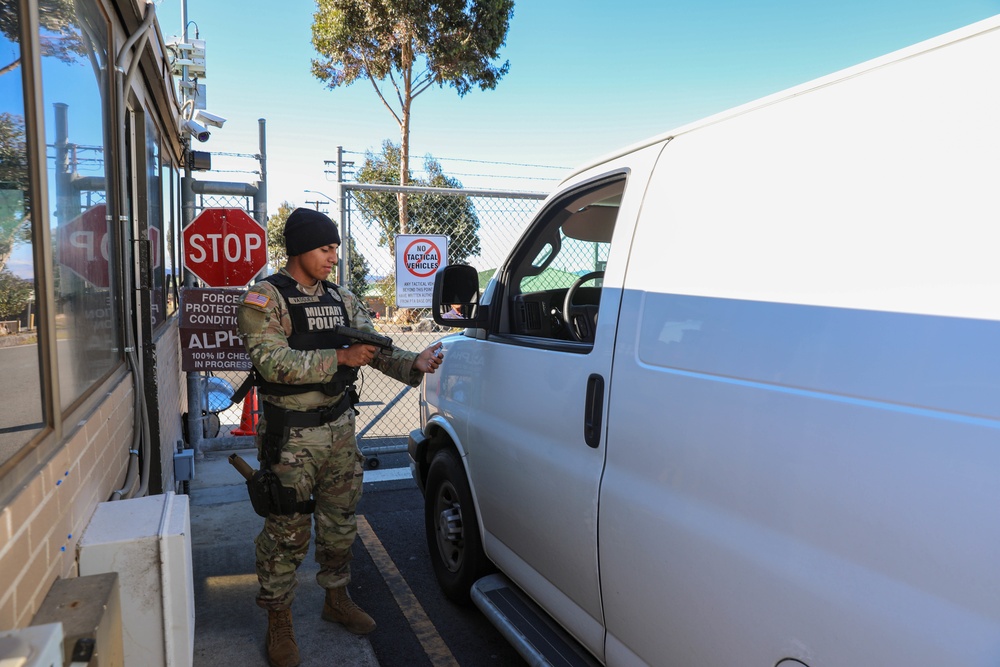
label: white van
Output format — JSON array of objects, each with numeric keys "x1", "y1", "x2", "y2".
[{"x1": 409, "y1": 15, "x2": 1000, "y2": 667}]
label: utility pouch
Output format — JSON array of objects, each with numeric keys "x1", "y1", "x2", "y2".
[
  {"x1": 262, "y1": 422, "x2": 290, "y2": 466},
  {"x1": 261, "y1": 422, "x2": 289, "y2": 465}
]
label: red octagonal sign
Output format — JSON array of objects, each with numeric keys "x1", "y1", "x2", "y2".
[
  {"x1": 57, "y1": 203, "x2": 160, "y2": 288},
  {"x1": 183, "y1": 208, "x2": 266, "y2": 287}
]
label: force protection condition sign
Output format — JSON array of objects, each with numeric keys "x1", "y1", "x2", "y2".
[
  {"x1": 395, "y1": 234, "x2": 449, "y2": 308},
  {"x1": 180, "y1": 287, "x2": 252, "y2": 372}
]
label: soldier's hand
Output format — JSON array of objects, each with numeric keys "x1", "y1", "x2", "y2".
[
  {"x1": 415, "y1": 342, "x2": 444, "y2": 374},
  {"x1": 338, "y1": 343, "x2": 378, "y2": 367}
]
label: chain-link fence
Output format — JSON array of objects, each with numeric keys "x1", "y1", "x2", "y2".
[
  {"x1": 190, "y1": 186, "x2": 546, "y2": 465},
  {"x1": 340, "y1": 184, "x2": 545, "y2": 463}
]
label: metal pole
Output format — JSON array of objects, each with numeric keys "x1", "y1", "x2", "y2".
[
  {"x1": 256, "y1": 118, "x2": 268, "y2": 224},
  {"x1": 255, "y1": 118, "x2": 268, "y2": 279},
  {"x1": 54, "y1": 104, "x2": 76, "y2": 226},
  {"x1": 182, "y1": 160, "x2": 204, "y2": 457},
  {"x1": 336, "y1": 146, "x2": 347, "y2": 285},
  {"x1": 180, "y1": 0, "x2": 190, "y2": 108}
]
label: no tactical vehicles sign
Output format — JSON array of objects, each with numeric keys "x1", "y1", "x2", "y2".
[{"x1": 396, "y1": 234, "x2": 449, "y2": 308}]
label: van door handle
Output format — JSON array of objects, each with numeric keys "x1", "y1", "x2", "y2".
[{"x1": 584, "y1": 373, "x2": 604, "y2": 448}]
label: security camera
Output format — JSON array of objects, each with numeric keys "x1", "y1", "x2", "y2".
[
  {"x1": 183, "y1": 118, "x2": 210, "y2": 142},
  {"x1": 195, "y1": 110, "x2": 227, "y2": 128}
]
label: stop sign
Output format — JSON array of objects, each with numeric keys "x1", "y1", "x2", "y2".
[
  {"x1": 57, "y1": 203, "x2": 160, "y2": 288},
  {"x1": 182, "y1": 208, "x2": 266, "y2": 287}
]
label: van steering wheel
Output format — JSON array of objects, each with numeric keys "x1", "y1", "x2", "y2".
[{"x1": 562, "y1": 271, "x2": 604, "y2": 342}]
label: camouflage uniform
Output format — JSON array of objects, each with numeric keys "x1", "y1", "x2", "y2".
[{"x1": 237, "y1": 267, "x2": 421, "y2": 610}]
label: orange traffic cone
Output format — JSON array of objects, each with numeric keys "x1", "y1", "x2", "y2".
[{"x1": 231, "y1": 387, "x2": 259, "y2": 436}]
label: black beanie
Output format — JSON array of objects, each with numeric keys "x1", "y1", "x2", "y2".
[{"x1": 284, "y1": 207, "x2": 341, "y2": 256}]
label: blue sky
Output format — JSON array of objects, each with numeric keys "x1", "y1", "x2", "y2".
[{"x1": 156, "y1": 0, "x2": 1000, "y2": 214}]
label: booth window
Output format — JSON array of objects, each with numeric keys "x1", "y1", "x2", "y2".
[
  {"x1": 163, "y1": 160, "x2": 179, "y2": 317},
  {"x1": 0, "y1": 1, "x2": 44, "y2": 466},
  {"x1": 147, "y1": 115, "x2": 165, "y2": 328},
  {"x1": 42, "y1": 0, "x2": 121, "y2": 410}
]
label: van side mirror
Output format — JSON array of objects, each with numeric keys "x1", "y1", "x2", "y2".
[{"x1": 432, "y1": 264, "x2": 484, "y2": 327}]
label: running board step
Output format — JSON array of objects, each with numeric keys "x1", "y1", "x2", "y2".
[{"x1": 471, "y1": 574, "x2": 602, "y2": 667}]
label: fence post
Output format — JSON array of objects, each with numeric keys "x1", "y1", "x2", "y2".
[
  {"x1": 181, "y1": 163, "x2": 204, "y2": 457},
  {"x1": 255, "y1": 118, "x2": 268, "y2": 281},
  {"x1": 336, "y1": 146, "x2": 348, "y2": 286}
]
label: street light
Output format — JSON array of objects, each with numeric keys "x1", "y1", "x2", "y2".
[{"x1": 302, "y1": 190, "x2": 337, "y2": 211}]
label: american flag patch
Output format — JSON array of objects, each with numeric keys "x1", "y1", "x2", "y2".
[{"x1": 243, "y1": 292, "x2": 271, "y2": 309}]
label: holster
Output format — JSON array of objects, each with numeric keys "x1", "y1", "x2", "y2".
[
  {"x1": 245, "y1": 468, "x2": 316, "y2": 518},
  {"x1": 248, "y1": 396, "x2": 358, "y2": 517},
  {"x1": 246, "y1": 404, "x2": 315, "y2": 517}
]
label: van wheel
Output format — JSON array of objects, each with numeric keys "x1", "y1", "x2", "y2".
[{"x1": 424, "y1": 449, "x2": 491, "y2": 604}]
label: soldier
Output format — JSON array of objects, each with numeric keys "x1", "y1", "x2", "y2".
[{"x1": 236, "y1": 207, "x2": 443, "y2": 667}]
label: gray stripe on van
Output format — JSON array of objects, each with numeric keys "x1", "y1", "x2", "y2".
[{"x1": 635, "y1": 293, "x2": 1000, "y2": 421}]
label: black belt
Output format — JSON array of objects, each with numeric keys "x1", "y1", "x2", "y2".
[{"x1": 262, "y1": 390, "x2": 353, "y2": 428}]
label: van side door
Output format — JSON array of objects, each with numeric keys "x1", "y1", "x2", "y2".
[{"x1": 462, "y1": 145, "x2": 660, "y2": 660}]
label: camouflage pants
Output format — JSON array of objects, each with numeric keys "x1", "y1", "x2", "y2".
[{"x1": 254, "y1": 411, "x2": 365, "y2": 610}]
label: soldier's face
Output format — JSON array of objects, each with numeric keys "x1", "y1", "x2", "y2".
[{"x1": 298, "y1": 244, "x2": 339, "y2": 282}]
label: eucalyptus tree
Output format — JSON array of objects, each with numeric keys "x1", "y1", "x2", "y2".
[
  {"x1": 0, "y1": 268, "x2": 31, "y2": 322},
  {"x1": 0, "y1": 113, "x2": 30, "y2": 271},
  {"x1": 265, "y1": 201, "x2": 295, "y2": 270},
  {"x1": 354, "y1": 140, "x2": 481, "y2": 263},
  {"x1": 0, "y1": 0, "x2": 87, "y2": 272},
  {"x1": 352, "y1": 140, "x2": 481, "y2": 321},
  {"x1": 0, "y1": 0, "x2": 84, "y2": 75},
  {"x1": 311, "y1": 0, "x2": 514, "y2": 230}
]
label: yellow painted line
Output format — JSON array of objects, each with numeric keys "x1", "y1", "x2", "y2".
[{"x1": 357, "y1": 515, "x2": 460, "y2": 667}]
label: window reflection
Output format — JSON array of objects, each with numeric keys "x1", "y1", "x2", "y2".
[
  {"x1": 0, "y1": 1, "x2": 44, "y2": 464},
  {"x1": 44, "y1": 1, "x2": 121, "y2": 410},
  {"x1": 147, "y1": 115, "x2": 163, "y2": 328},
  {"x1": 163, "y1": 162, "x2": 178, "y2": 316}
]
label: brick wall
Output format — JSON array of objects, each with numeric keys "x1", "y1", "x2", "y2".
[
  {"x1": 156, "y1": 325, "x2": 186, "y2": 492},
  {"x1": 0, "y1": 377, "x2": 133, "y2": 629}
]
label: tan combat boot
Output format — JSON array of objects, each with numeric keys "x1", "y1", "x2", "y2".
[
  {"x1": 265, "y1": 608, "x2": 300, "y2": 667},
  {"x1": 322, "y1": 586, "x2": 377, "y2": 634}
]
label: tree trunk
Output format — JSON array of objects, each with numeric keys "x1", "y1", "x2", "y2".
[
  {"x1": 398, "y1": 109, "x2": 410, "y2": 235},
  {"x1": 398, "y1": 37, "x2": 413, "y2": 235},
  {"x1": 396, "y1": 35, "x2": 414, "y2": 323},
  {"x1": 0, "y1": 58, "x2": 21, "y2": 76}
]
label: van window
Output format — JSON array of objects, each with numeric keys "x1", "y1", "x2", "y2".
[
  {"x1": 500, "y1": 176, "x2": 625, "y2": 344},
  {"x1": 530, "y1": 242, "x2": 554, "y2": 269}
]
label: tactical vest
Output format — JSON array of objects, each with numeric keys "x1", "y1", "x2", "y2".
[{"x1": 253, "y1": 273, "x2": 358, "y2": 398}]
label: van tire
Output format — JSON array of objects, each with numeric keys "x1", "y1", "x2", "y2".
[{"x1": 424, "y1": 448, "x2": 491, "y2": 604}]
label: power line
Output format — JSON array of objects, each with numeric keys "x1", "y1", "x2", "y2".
[
  {"x1": 447, "y1": 171, "x2": 562, "y2": 182},
  {"x1": 436, "y1": 156, "x2": 569, "y2": 170},
  {"x1": 210, "y1": 151, "x2": 260, "y2": 159},
  {"x1": 207, "y1": 169, "x2": 261, "y2": 175},
  {"x1": 341, "y1": 148, "x2": 568, "y2": 171}
]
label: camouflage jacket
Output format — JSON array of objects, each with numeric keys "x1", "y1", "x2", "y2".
[{"x1": 236, "y1": 267, "x2": 421, "y2": 411}]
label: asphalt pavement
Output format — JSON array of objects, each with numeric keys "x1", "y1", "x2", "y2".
[{"x1": 187, "y1": 447, "x2": 379, "y2": 667}]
